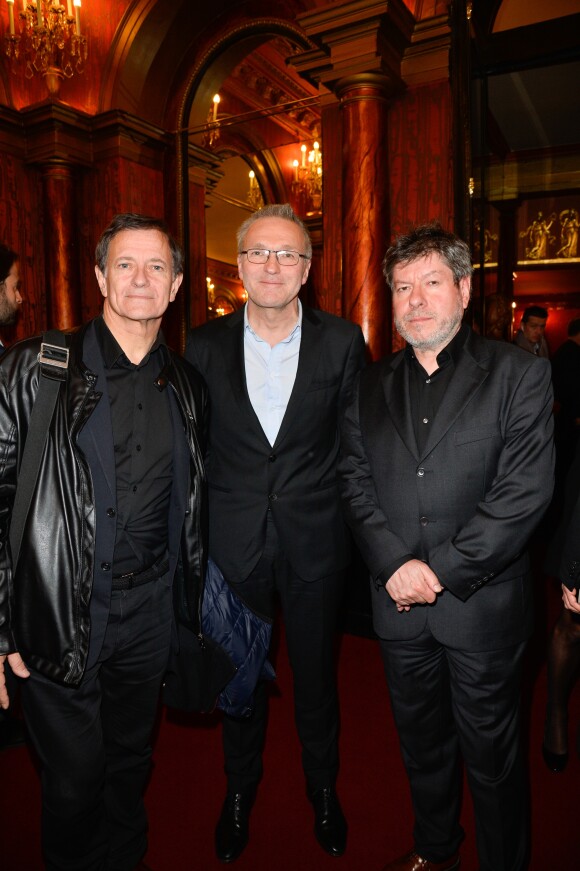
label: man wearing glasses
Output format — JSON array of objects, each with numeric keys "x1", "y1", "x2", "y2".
[{"x1": 186, "y1": 203, "x2": 366, "y2": 863}]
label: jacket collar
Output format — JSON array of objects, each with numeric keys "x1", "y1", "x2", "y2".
[{"x1": 382, "y1": 326, "x2": 492, "y2": 462}]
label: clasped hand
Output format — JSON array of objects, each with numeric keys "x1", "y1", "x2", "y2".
[{"x1": 386, "y1": 559, "x2": 443, "y2": 613}]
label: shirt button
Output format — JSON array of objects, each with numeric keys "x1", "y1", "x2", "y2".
[
  {"x1": 422, "y1": 418, "x2": 429, "y2": 424},
  {"x1": 136, "y1": 445, "x2": 142, "y2": 452},
  {"x1": 420, "y1": 516, "x2": 429, "y2": 526},
  {"x1": 107, "y1": 507, "x2": 116, "y2": 517},
  {"x1": 101, "y1": 562, "x2": 111, "y2": 572},
  {"x1": 268, "y1": 493, "x2": 278, "y2": 502},
  {"x1": 417, "y1": 468, "x2": 425, "y2": 477}
]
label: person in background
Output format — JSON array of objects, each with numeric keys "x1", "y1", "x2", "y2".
[
  {"x1": 339, "y1": 223, "x2": 554, "y2": 871},
  {"x1": 513, "y1": 304, "x2": 550, "y2": 357},
  {"x1": 0, "y1": 243, "x2": 23, "y2": 352},
  {"x1": 0, "y1": 241, "x2": 24, "y2": 752},
  {"x1": 0, "y1": 213, "x2": 207, "y2": 871},
  {"x1": 186, "y1": 203, "x2": 366, "y2": 864}
]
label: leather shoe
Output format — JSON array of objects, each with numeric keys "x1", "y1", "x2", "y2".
[
  {"x1": 309, "y1": 786, "x2": 347, "y2": 857},
  {"x1": 215, "y1": 790, "x2": 255, "y2": 863},
  {"x1": 381, "y1": 849, "x2": 460, "y2": 871},
  {"x1": 542, "y1": 741, "x2": 568, "y2": 772}
]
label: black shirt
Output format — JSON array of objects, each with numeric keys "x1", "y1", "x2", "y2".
[
  {"x1": 378, "y1": 322, "x2": 469, "y2": 585},
  {"x1": 94, "y1": 316, "x2": 173, "y2": 575},
  {"x1": 406, "y1": 322, "x2": 469, "y2": 455}
]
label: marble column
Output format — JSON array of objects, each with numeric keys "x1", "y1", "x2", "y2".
[
  {"x1": 40, "y1": 162, "x2": 81, "y2": 330},
  {"x1": 339, "y1": 74, "x2": 392, "y2": 361}
]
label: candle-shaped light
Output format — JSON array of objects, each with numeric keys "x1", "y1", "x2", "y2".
[
  {"x1": 212, "y1": 94, "x2": 220, "y2": 122},
  {"x1": 248, "y1": 170, "x2": 256, "y2": 189},
  {"x1": 67, "y1": 0, "x2": 72, "y2": 15},
  {"x1": 36, "y1": 0, "x2": 42, "y2": 27},
  {"x1": 301, "y1": 143, "x2": 307, "y2": 168},
  {"x1": 73, "y1": 0, "x2": 80, "y2": 35},
  {"x1": 313, "y1": 141, "x2": 320, "y2": 164},
  {"x1": 292, "y1": 159, "x2": 299, "y2": 183},
  {"x1": 7, "y1": 0, "x2": 15, "y2": 35}
]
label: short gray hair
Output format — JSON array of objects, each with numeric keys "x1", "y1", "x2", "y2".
[{"x1": 236, "y1": 203, "x2": 312, "y2": 259}]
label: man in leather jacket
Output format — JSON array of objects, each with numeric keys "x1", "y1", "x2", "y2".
[{"x1": 0, "y1": 213, "x2": 207, "y2": 871}]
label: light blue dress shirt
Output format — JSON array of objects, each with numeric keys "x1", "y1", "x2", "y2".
[{"x1": 244, "y1": 301, "x2": 302, "y2": 446}]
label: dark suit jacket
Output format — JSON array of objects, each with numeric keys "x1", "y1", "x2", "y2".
[
  {"x1": 339, "y1": 327, "x2": 555, "y2": 651},
  {"x1": 186, "y1": 305, "x2": 366, "y2": 584}
]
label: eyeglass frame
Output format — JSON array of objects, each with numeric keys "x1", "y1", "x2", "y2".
[{"x1": 239, "y1": 248, "x2": 310, "y2": 266}]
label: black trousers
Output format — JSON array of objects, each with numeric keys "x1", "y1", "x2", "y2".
[
  {"x1": 222, "y1": 514, "x2": 345, "y2": 794},
  {"x1": 20, "y1": 577, "x2": 173, "y2": 871},
  {"x1": 381, "y1": 627, "x2": 528, "y2": 871}
]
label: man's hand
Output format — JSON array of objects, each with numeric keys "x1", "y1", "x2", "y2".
[
  {"x1": 562, "y1": 584, "x2": 580, "y2": 615},
  {"x1": 0, "y1": 652, "x2": 30, "y2": 709},
  {"x1": 385, "y1": 559, "x2": 443, "y2": 613}
]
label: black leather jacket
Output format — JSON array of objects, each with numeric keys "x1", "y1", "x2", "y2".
[{"x1": 0, "y1": 321, "x2": 207, "y2": 686}]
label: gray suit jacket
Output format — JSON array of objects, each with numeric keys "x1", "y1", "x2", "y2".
[{"x1": 339, "y1": 327, "x2": 554, "y2": 651}]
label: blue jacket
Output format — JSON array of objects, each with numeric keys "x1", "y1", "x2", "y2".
[{"x1": 202, "y1": 558, "x2": 274, "y2": 717}]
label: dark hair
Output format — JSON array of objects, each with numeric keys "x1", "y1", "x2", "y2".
[
  {"x1": 382, "y1": 221, "x2": 473, "y2": 291},
  {"x1": 0, "y1": 243, "x2": 18, "y2": 284},
  {"x1": 522, "y1": 305, "x2": 548, "y2": 322},
  {"x1": 568, "y1": 318, "x2": 580, "y2": 337},
  {"x1": 236, "y1": 203, "x2": 312, "y2": 259},
  {"x1": 95, "y1": 213, "x2": 183, "y2": 277}
]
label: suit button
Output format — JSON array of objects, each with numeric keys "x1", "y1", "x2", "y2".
[
  {"x1": 107, "y1": 507, "x2": 116, "y2": 517},
  {"x1": 417, "y1": 468, "x2": 425, "y2": 477},
  {"x1": 420, "y1": 516, "x2": 429, "y2": 526},
  {"x1": 101, "y1": 562, "x2": 111, "y2": 571},
  {"x1": 269, "y1": 454, "x2": 277, "y2": 462},
  {"x1": 268, "y1": 493, "x2": 278, "y2": 502}
]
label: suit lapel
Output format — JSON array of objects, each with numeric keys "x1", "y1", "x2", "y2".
[
  {"x1": 381, "y1": 331, "x2": 491, "y2": 462},
  {"x1": 419, "y1": 341, "x2": 490, "y2": 460},
  {"x1": 80, "y1": 322, "x2": 116, "y2": 502},
  {"x1": 273, "y1": 307, "x2": 322, "y2": 448},
  {"x1": 221, "y1": 309, "x2": 272, "y2": 447},
  {"x1": 382, "y1": 354, "x2": 420, "y2": 460}
]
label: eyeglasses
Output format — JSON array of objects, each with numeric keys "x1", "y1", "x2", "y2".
[{"x1": 240, "y1": 249, "x2": 309, "y2": 266}]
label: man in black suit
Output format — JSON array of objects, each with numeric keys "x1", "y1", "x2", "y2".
[
  {"x1": 0, "y1": 214, "x2": 206, "y2": 870},
  {"x1": 186, "y1": 203, "x2": 366, "y2": 863},
  {"x1": 339, "y1": 223, "x2": 554, "y2": 871}
]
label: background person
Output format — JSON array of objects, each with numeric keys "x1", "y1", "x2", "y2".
[{"x1": 514, "y1": 304, "x2": 550, "y2": 357}]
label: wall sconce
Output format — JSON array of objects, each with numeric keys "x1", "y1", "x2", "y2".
[
  {"x1": 292, "y1": 140, "x2": 322, "y2": 212},
  {"x1": 247, "y1": 170, "x2": 264, "y2": 211},
  {"x1": 4, "y1": 0, "x2": 87, "y2": 96},
  {"x1": 202, "y1": 93, "x2": 221, "y2": 149}
]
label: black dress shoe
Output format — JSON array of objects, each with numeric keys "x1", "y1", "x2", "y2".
[
  {"x1": 542, "y1": 741, "x2": 568, "y2": 772},
  {"x1": 309, "y1": 786, "x2": 347, "y2": 857},
  {"x1": 215, "y1": 791, "x2": 255, "y2": 863}
]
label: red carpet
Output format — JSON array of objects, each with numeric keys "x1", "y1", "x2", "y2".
[{"x1": 2, "y1": 576, "x2": 577, "y2": 870}]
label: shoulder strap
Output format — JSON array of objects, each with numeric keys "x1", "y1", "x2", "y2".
[{"x1": 9, "y1": 329, "x2": 69, "y2": 571}]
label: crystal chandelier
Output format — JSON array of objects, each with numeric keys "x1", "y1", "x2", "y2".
[
  {"x1": 292, "y1": 140, "x2": 323, "y2": 212},
  {"x1": 4, "y1": 0, "x2": 87, "y2": 96}
]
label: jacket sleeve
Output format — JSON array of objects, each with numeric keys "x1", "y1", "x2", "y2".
[
  {"x1": 338, "y1": 374, "x2": 415, "y2": 581},
  {"x1": 429, "y1": 356, "x2": 555, "y2": 600}
]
